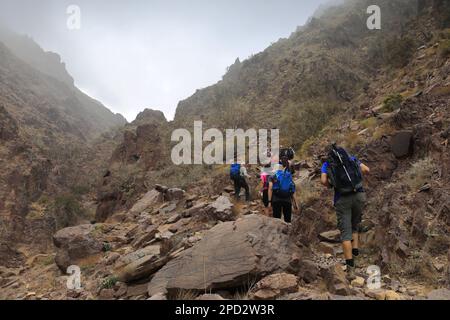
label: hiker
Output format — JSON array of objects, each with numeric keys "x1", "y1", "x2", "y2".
[
  {"x1": 230, "y1": 162, "x2": 251, "y2": 201},
  {"x1": 320, "y1": 143, "x2": 370, "y2": 270},
  {"x1": 279, "y1": 147, "x2": 296, "y2": 175},
  {"x1": 259, "y1": 164, "x2": 272, "y2": 215},
  {"x1": 268, "y1": 156, "x2": 296, "y2": 223}
]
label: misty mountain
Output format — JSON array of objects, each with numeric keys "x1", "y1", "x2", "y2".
[{"x1": 0, "y1": 27, "x2": 126, "y2": 247}]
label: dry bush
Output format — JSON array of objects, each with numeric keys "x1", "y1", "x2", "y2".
[
  {"x1": 342, "y1": 131, "x2": 363, "y2": 149},
  {"x1": 232, "y1": 276, "x2": 259, "y2": 300},
  {"x1": 174, "y1": 290, "x2": 199, "y2": 301},
  {"x1": 404, "y1": 158, "x2": 435, "y2": 191}
]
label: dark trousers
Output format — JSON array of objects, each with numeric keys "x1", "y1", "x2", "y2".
[
  {"x1": 272, "y1": 200, "x2": 292, "y2": 223},
  {"x1": 233, "y1": 177, "x2": 250, "y2": 201}
]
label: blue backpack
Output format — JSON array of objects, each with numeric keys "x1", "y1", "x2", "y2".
[
  {"x1": 272, "y1": 169, "x2": 296, "y2": 198},
  {"x1": 230, "y1": 163, "x2": 241, "y2": 180}
]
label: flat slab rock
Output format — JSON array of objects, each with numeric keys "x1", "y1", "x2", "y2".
[
  {"x1": 318, "y1": 230, "x2": 341, "y2": 243},
  {"x1": 129, "y1": 189, "x2": 163, "y2": 214},
  {"x1": 148, "y1": 214, "x2": 299, "y2": 296}
]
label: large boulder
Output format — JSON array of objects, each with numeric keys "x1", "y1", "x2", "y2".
[
  {"x1": 390, "y1": 131, "x2": 414, "y2": 158},
  {"x1": 53, "y1": 224, "x2": 105, "y2": 271},
  {"x1": 148, "y1": 215, "x2": 300, "y2": 296}
]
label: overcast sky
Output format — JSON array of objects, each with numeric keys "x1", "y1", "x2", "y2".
[{"x1": 0, "y1": 0, "x2": 330, "y2": 121}]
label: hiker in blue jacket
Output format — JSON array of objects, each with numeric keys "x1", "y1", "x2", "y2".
[{"x1": 268, "y1": 156, "x2": 296, "y2": 223}]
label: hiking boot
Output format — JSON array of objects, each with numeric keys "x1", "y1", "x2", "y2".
[{"x1": 345, "y1": 265, "x2": 357, "y2": 281}]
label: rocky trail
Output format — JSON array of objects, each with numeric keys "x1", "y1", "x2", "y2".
[
  {"x1": 1, "y1": 59, "x2": 449, "y2": 301},
  {"x1": 1, "y1": 0, "x2": 450, "y2": 302},
  {"x1": 1, "y1": 146, "x2": 448, "y2": 300}
]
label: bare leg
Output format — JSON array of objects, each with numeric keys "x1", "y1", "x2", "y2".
[
  {"x1": 342, "y1": 240, "x2": 353, "y2": 260},
  {"x1": 352, "y1": 232, "x2": 359, "y2": 249}
]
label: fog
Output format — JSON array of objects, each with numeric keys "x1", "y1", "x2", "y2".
[{"x1": 0, "y1": 0, "x2": 331, "y2": 121}]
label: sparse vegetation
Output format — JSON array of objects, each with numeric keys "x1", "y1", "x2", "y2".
[
  {"x1": 383, "y1": 36, "x2": 416, "y2": 68},
  {"x1": 102, "y1": 242, "x2": 112, "y2": 252},
  {"x1": 232, "y1": 276, "x2": 259, "y2": 300},
  {"x1": 101, "y1": 276, "x2": 118, "y2": 289},
  {"x1": 382, "y1": 94, "x2": 403, "y2": 113},
  {"x1": 174, "y1": 290, "x2": 199, "y2": 300},
  {"x1": 404, "y1": 158, "x2": 435, "y2": 191},
  {"x1": 283, "y1": 101, "x2": 340, "y2": 150},
  {"x1": 360, "y1": 117, "x2": 377, "y2": 130}
]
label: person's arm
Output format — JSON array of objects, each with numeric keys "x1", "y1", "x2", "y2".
[
  {"x1": 258, "y1": 179, "x2": 263, "y2": 190},
  {"x1": 321, "y1": 173, "x2": 329, "y2": 187},
  {"x1": 268, "y1": 182, "x2": 273, "y2": 207},
  {"x1": 360, "y1": 163, "x2": 370, "y2": 175},
  {"x1": 320, "y1": 162, "x2": 330, "y2": 187}
]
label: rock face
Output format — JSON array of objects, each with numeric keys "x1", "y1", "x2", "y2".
[
  {"x1": 148, "y1": 215, "x2": 300, "y2": 296},
  {"x1": 53, "y1": 224, "x2": 104, "y2": 271},
  {"x1": 251, "y1": 273, "x2": 299, "y2": 300},
  {"x1": 390, "y1": 131, "x2": 414, "y2": 158}
]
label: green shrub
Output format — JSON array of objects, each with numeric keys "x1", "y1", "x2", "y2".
[
  {"x1": 102, "y1": 242, "x2": 112, "y2": 252},
  {"x1": 382, "y1": 94, "x2": 403, "y2": 113},
  {"x1": 101, "y1": 276, "x2": 118, "y2": 289}
]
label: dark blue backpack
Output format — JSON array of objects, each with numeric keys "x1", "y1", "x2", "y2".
[
  {"x1": 326, "y1": 147, "x2": 363, "y2": 194},
  {"x1": 230, "y1": 163, "x2": 241, "y2": 180},
  {"x1": 272, "y1": 169, "x2": 296, "y2": 198}
]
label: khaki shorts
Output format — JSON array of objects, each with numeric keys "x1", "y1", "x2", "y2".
[{"x1": 335, "y1": 192, "x2": 366, "y2": 242}]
